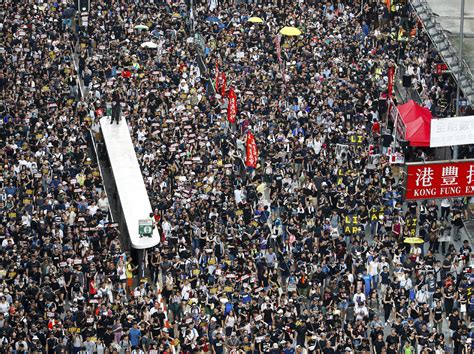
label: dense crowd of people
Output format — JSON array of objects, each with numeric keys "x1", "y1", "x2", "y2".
[{"x1": 1, "y1": 0, "x2": 473, "y2": 353}]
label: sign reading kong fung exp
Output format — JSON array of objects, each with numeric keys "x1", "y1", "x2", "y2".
[{"x1": 405, "y1": 160, "x2": 474, "y2": 200}]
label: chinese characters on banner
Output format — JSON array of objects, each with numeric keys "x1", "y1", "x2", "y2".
[
  {"x1": 405, "y1": 160, "x2": 474, "y2": 200},
  {"x1": 227, "y1": 88, "x2": 237, "y2": 124},
  {"x1": 387, "y1": 66, "x2": 395, "y2": 99},
  {"x1": 245, "y1": 131, "x2": 258, "y2": 168},
  {"x1": 436, "y1": 63, "x2": 447, "y2": 75},
  {"x1": 220, "y1": 73, "x2": 226, "y2": 97}
]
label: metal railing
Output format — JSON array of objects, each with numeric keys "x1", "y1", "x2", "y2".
[
  {"x1": 70, "y1": 14, "x2": 115, "y2": 226},
  {"x1": 409, "y1": 0, "x2": 473, "y2": 105}
]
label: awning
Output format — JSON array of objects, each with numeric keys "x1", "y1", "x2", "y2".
[{"x1": 397, "y1": 100, "x2": 432, "y2": 147}]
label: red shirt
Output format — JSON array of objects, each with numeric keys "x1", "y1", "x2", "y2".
[{"x1": 372, "y1": 121, "x2": 381, "y2": 135}]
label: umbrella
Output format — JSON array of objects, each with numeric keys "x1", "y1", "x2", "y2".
[
  {"x1": 141, "y1": 41, "x2": 158, "y2": 49},
  {"x1": 134, "y1": 24, "x2": 149, "y2": 30},
  {"x1": 206, "y1": 16, "x2": 221, "y2": 23},
  {"x1": 248, "y1": 17, "x2": 264, "y2": 24},
  {"x1": 403, "y1": 237, "x2": 424, "y2": 244},
  {"x1": 279, "y1": 26, "x2": 302, "y2": 36}
]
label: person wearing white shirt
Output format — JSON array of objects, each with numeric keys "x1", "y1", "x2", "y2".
[
  {"x1": 440, "y1": 198, "x2": 451, "y2": 220},
  {"x1": 234, "y1": 187, "x2": 244, "y2": 205},
  {"x1": 98, "y1": 282, "x2": 113, "y2": 304},
  {"x1": 84, "y1": 339, "x2": 96, "y2": 354},
  {"x1": 97, "y1": 192, "x2": 109, "y2": 212},
  {"x1": 416, "y1": 286, "x2": 429, "y2": 304},
  {"x1": 353, "y1": 289, "x2": 366, "y2": 306},
  {"x1": 399, "y1": 273, "x2": 412, "y2": 291},
  {"x1": 0, "y1": 296, "x2": 9, "y2": 315},
  {"x1": 87, "y1": 201, "x2": 99, "y2": 216},
  {"x1": 367, "y1": 258, "x2": 380, "y2": 289},
  {"x1": 162, "y1": 219, "x2": 172, "y2": 240}
]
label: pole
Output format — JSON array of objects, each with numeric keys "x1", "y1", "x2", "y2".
[{"x1": 453, "y1": 0, "x2": 465, "y2": 160}]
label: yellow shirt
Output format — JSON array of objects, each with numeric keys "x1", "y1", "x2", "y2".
[{"x1": 126, "y1": 262, "x2": 134, "y2": 279}]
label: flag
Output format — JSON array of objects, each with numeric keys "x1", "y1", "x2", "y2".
[
  {"x1": 220, "y1": 73, "x2": 227, "y2": 97},
  {"x1": 215, "y1": 62, "x2": 219, "y2": 92},
  {"x1": 227, "y1": 88, "x2": 237, "y2": 124},
  {"x1": 245, "y1": 131, "x2": 258, "y2": 169},
  {"x1": 274, "y1": 34, "x2": 286, "y2": 89},
  {"x1": 274, "y1": 35, "x2": 282, "y2": 64},
  {"x1": 386, "y1": 0, "x2": 391, "y2": 12},
  {"x1": 387, "y1": 66, "x2": 395, "y2": 98}
]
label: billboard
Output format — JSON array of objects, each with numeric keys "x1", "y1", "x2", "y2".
[
  {"x1": 430, "y1": 116, "x2": 474, "y2": 147},
  {"x1": 405, "y1": 160, "x2": 474, "y2": 200}
]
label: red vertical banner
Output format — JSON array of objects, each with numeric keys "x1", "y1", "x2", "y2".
[
  {"x1": 220, "y1": 73, "x2": 227, "y2": 97},
  {"x1": 227, "y1": 88, "x2": 237, "y2": 124},
  {"x1": 387, "y1": 66, "x2": 395, "y2": 99},
  {"x1": 274, "y1": 35, "x2": 282, "y2": 64},
  {"x1": 245, "y1": 131, "x2": 258, "y2": 169},
  {"x1": 215, "y1": 62, "x2": 219, "y2": 92}
]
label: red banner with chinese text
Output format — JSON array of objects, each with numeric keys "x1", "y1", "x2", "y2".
[
  {"x1": 405, "y1": 160, "x2": 474, "y2": 200},
  {"x1": 388, "y1": 66, "x2": 395, "y2": 99},
  {"x1": 436, "y1": 63, "x2": 448, "y2": 75},
  {"x1": 220, "y1": 73, "x2": 227, "y2": 97},
  {"x1": 227, "y1": 88, "x2": 237, "y2": 124},
  {"x1": 245, "y1": 131, "x2": 258, "y2": 169}
]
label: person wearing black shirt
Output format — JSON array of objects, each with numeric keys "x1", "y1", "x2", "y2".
[
  {"x1": 444, "y1": 284, "x2": 456, "y2": 314},
  {"x1": 45, "y1": 333, "x2": 58, "y2": 354},
  {"x1": 382, "y1": 288, "x2": 394, "y2": 324},
  {"x1": 102, "y1": 327, "x2": 114, "y2": 348},
  {"x1": 432, "y1": 302, "x2": 443, "y2": 332},
  {"x1": 421, "y1": 303, "x2": 431, "y2": 323},
  {"x1": 448, "y1": 309, "x2": 460, "y2": 337},
  {"x1": 452, "y1": 327, "x2": 468, "y2": 354},
  {"x1": 111, "y1": 90, "x2": 122, "y2": 124},
  {"x1": 416, "y1": 324, "x2": 430, "y2": 353},
  {"x1": 358, "y1": 338, "x2": 371, "y2": 352},
  {"x1": 322, "y1": 340, "x2": 335, "y2": 354},
  {"x1": 373, "y1": 333, "x2": 386, "y2": 354},
  {"x1": 212, "y1": 332, "x2": 225, "y2": 354},
  {"x1": 386, "y1": 328, "x2": 400, "y2": 352}
]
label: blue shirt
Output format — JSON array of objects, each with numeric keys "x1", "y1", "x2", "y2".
[
  {"x1": 363, "y1": 274, "x2": 371, "y2": 296},
  {"x1": 129, "y1": 327, "x2": 141, "y2": 347}
]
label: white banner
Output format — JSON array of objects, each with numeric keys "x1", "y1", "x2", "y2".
[{"x1": 430, "y1": 116, "x2": 474, "y2": 147}]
